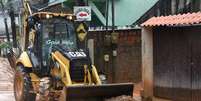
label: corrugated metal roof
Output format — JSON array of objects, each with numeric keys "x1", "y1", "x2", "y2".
[{"x1": 141, "y1": 12, "x2": 201, "y2": 27}]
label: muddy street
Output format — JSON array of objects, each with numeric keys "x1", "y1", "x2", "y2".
[{"x1": 0, "y1": 58, "x2": 15, "y2": 101}]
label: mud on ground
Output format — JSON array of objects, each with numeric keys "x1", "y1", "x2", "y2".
[
  {"x1": 0, "y1": 58, "x2": 15, "y2": 101},
  {"x1": 105, "y1": 95, "x2": 137, "y2": 101}
]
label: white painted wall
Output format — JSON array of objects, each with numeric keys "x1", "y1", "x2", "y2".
[
  {"x1": 0, "y1": 14, "x2": 11, "y2": 34},
  {"x1": 0, "y1": 14, "x2": 19, "y2": 35}
]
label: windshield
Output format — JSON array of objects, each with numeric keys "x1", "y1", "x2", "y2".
[
  {"x1": 42, "y1": 18, "x2": 77, "y2": 49},
  {"x1": 41, "y1": 18, "x2": 77, "y2": 64}
]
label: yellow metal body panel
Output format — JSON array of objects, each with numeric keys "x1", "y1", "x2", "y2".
[
  {"x1": 51, "y1": 51, "x2": 102, "y2": 86},
  {"x1": 91, "y1": 65, "x2": 102, "y2": 85},
  {"x1": 30, "y1": 73, "x2": 40, "y2": 82},
  {"x1": 30, "y1": 73, "x2": 40, "y2": 93},
  {"x1": 16, "y1": 52, "x2": 32, "y2": 68},
  {"x1": 51, "y1": 51, "x2": 72, "y2": 86}
]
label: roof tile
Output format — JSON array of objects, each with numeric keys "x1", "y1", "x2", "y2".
[{"x1": 141, "y1": 12, "x2": 201, "y2": 27}]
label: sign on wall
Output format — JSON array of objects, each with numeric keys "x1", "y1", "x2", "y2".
[{"x1": 74, "y1": 6, "x2": 91, "y2": 21}]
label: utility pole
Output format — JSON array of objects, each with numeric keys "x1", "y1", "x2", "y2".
[
  {"x1": 4, "y1": 18, "x2": 10, "y2": 42},
  {"x1": 9, "y1": 6, "x2": 17, "y2": 49},
  {"x1": 111, "y1": 0, "x2": 117, "y2": 82},
  {"x1": 175, "y1": 0, "x2": 179, "y2": 14},
  {"x1": 111, "y1": 0, "x2": 115, "y2": 32},
  {"x1": 75, "y1": 0, "x2": 88, "y2": 51},
  {"x1": 103, "y1": 0, "x2": 110, "y2": 82},
  {"x1": 105, "y1": 0, "x2": 109, "y2": 33}
]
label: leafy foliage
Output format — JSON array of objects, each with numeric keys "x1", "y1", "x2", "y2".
[{"x1": 0, "y1": 41, "x2": 11, "y2": 49}]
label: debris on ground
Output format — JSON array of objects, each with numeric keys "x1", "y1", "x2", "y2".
[
  {"x1": 105, "y1": 83, "x2": 142, "y2": 101},
  {"x1": 105, "y1": 95, "x2": 137, "y2": 101},
  {"x1": 133, "y1": 83, "x2": 142, "y2": 101}
]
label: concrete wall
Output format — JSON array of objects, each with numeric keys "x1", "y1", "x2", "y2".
[{"x1": 141, "y1": 27, "x2": 154, "y2": 100}]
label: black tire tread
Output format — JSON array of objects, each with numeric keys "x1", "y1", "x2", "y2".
[{"x1": 14, "y1": 65, "x2": 36, "y2": 101}]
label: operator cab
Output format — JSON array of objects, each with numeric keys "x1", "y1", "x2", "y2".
[{"x1": 26, "y1": 12, "x2": 78, "y2": 76}]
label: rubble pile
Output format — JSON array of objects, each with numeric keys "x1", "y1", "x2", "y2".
[{"x1": 105, "y1": 95, "x2": 137, "y2": 101}]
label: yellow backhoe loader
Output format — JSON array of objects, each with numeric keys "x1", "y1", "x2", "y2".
[{"x1": 10, "y1": 0, "x2": 134, "y2": 101}]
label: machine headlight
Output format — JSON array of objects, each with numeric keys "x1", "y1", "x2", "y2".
[
  {"x1": 68, "y1": 16, "x2": 73, "y2": 20},
  {"x1": 46, "y1": 14, "x2": 52, "y2": 19},
  {"x1": 46, "y1": 14, "x2": 50, "y2": 19}
]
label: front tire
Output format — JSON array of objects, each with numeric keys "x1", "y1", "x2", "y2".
[{"x1": 14, "y1": 65, "x2": 36, "y2": 101}]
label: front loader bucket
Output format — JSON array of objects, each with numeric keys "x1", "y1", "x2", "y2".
[{"x1": 64, "y1": 83, "x2": 134, "y2": 101}]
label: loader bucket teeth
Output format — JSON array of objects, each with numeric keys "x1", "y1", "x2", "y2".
[{"x1": 65, "y1": 83, "x2": 134, "y2": 101}]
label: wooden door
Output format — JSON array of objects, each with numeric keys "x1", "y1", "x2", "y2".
[{"x1": 153, "y1": 27, "x2": 192, "y2": 101}]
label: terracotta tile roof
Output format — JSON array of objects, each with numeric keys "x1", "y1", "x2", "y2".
[{"x1": 141, "y1": 12, "x2": 201, "y2": 27}]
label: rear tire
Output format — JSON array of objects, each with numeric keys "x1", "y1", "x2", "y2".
[{"x1": 14, "y1": 65, "x2": 36, "y2": 101}]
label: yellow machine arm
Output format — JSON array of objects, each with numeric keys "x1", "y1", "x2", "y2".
[{"x1": 23, "y1": 0, "x2": 32, "y2": 15}]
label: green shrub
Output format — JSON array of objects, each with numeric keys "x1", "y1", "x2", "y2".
[{"x1": 0, "y1": 42, "x2": 11, "y2": 49}]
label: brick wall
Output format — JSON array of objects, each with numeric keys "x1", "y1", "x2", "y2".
[
  {"x1": 88, "y1": 29, "x2": 141, "y2": 83},
  {"x1": 116, "y1": 30, "x2": 141, "y2": 83}
]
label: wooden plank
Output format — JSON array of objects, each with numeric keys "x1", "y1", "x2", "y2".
[
  {"x1": 153, "y1": 27, "x2": 174, "y2": 99},
  {"x1": 171, "y1": 27, "x2": 191, "y2": 101},
  {"x1": 190, "y1": 26, "x2": 201, "y2": 101}
]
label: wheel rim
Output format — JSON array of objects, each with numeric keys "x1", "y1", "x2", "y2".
[{"x1": 14, "y1": 72, "x2": 24, "y2": 101}]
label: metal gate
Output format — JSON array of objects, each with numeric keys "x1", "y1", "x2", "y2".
[{"x1": 153, "y1": 26, "x2": 201, "y2": 101}]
